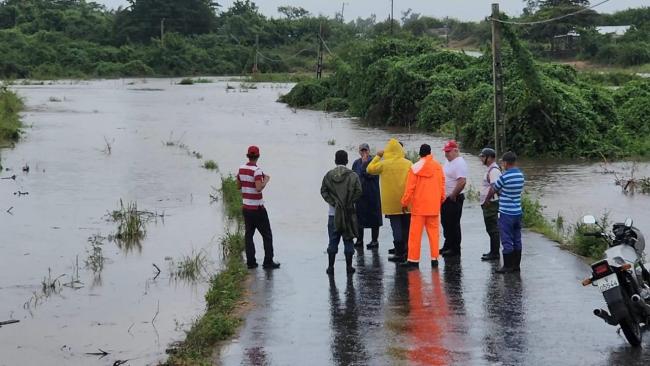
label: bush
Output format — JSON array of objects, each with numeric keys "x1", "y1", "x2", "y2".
[
  {"x1": 278, "y1": 79, "x2": 329, "y2": 107},
  {"x1": 319, "y1": 97, "x2": 349, "y2": 112}
]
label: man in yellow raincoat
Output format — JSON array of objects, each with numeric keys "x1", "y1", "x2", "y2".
[
  {"x1": 367, "y1": 138, "x2": 413, "y2": 262},
  {"x1": 400, "y1": 144, "x2": 446, "y2": 269}
]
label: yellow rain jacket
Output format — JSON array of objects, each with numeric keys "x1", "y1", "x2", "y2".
[{"x1": 367, "y1": 139, "x2": 413, "y2": 215}]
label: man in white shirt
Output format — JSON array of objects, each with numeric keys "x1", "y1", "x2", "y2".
[
  {"x1": 478, "y1": 148, "x2": 502, "y2": 261},
  {"x1": 441, "y1": 140, "x2": 468, "y2": 258}
]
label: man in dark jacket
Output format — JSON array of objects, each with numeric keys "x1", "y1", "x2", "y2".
[
  {"x1": 352, "y1": 143, "x2": 382, "y2": 249},
  {"x1": 321, "y1": 150, "x2": 363, "y2": 275}
]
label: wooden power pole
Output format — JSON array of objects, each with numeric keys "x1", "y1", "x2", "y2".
[
  {"x1": 160, "y1": 18, "x2": 166, "y2": 47},
  {"x1": 491, "y1": 3, "x2": 506, "y2": 157},
  {"x1": 252, "y1": 34, "x2": 259, "y2": 74},
  {"x1": 317, "y1": 23, "x2": 323, "y2": 79},
  {"x1": 390, "y1": 0, "x2": 394, "y2": 35}
]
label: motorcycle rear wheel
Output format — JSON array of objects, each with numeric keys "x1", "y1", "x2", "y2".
[{"x1": 620, "y1": 316, "x2": 642, "y2": 347}]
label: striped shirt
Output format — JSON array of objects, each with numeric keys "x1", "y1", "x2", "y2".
[
  {"x1": 492, "y1": 167, "x2": 525, "y2": 216},
  {"x1": 237, "y1": 162, "x2": 264, "y2": 210}
]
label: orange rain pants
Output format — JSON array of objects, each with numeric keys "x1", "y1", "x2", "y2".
[{"x1": 407, "y1": 215, "x2": 440, "y2": 262}]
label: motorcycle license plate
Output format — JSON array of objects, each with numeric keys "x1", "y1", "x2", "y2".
[{"x1": 594, "y1": 274, "x2": 620, "y2": 293}]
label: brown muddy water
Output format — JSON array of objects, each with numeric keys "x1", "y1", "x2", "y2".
[{"x1": 1, "y1": 78, "x2": 649, "y2": 366}]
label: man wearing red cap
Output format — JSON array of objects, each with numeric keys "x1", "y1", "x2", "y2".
[
  {"x1": 441, "y1": 140, "x2": 468, "y2": 258},
  {"x1": 236, "y1": 146, "x2": 280, "y2": 269}
]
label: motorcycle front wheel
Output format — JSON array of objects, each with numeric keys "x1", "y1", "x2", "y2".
[{"x1": 620, "y1": 316, "x2": 642, "y2": 347}]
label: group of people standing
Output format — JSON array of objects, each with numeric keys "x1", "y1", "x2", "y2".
[
  {"x1": 320, "y1": 138, "x2": 526, "y2": 275},
  {"x1": 234, "y1": 139, "x2": 526, "y2": 276}
]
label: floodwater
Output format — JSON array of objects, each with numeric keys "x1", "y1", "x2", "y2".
[{"x1": 2, "y1": 78, "x2": 649, "y2": 366}]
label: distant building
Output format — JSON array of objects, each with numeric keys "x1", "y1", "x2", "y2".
[
  {"x1": 596, "y1": 25, "x2": 631, "y2": 37},
  {"x1": 552, "y1": 30, "x2": 580, "y2": 57}
]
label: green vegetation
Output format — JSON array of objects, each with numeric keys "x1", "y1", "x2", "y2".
[
  {"x1": 167, "y1": 173, "x2": 247, "y2": 365},
  {"x1": 281, "y1": 33, "x2": 650, "y2": 158},
  {"x1": 202, "y1": 159, "x2": 219, "y2": 170},
  {"x1": 0, "y1": 84, "x2": 22, "y2": 145},
  {"x1": 171, "y1": 250, "x2": 209, "y2": 282},
  {"x1": 110, "y1": 200, "x2": 147, "y2": 243},
  {"x1": 220, "y1": 175, "x2": 243, "y2": 223}
]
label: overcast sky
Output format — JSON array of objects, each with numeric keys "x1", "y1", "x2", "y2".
[{"x1": 98, "y1": 0, "x2": 648, "y2": 21}]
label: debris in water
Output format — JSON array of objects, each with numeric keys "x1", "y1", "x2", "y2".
[
  {"x1": 0, "y1": 320, "x2": 20, "y2": 328},
  {"x1": 22, "y1": 164, "x2": 29, "y2": 172},
  {"x1": 14, "y1": 191, "x2": 29, "y2": 196},
  {"x1": 1, "y1": 174, "x2": 16, "y2": 180},
  {"x1": 84, "y1": 348, "x2": 110, "y2": 359}
]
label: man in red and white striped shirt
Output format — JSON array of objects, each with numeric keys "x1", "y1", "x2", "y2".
[{"x1": 236, "y1": 146, "x2": 280, "y2": 269}]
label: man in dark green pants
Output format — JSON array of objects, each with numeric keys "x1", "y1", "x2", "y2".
[{"x1": 479, "y1": 148, "x2": 501, "y2": 261}]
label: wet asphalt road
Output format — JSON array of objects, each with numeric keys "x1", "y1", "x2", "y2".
[{"x1": 219, "y1": 203, "x2": 650, "y2": 366}]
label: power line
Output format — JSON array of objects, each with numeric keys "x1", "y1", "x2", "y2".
[
  {"x1": 256, "y1": 48, "x2": 315, "y2": 63},
  {"x1": 318, "y1": 35, "x2": 335, "y2": 57},
  {"x1": 490, "y1": 0, "x2": 611, "y2": 26}
]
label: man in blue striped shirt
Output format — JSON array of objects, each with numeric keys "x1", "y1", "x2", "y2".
[{"x1": 489, "y1": 151, "x2": 525, "y2": 274}]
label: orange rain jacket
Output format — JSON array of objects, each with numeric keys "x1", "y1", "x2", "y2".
[{"x1": 400, "y1": 155, "x2": 445, "y2": 216}]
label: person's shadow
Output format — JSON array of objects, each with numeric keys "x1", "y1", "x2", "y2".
[
  {"x1": 328, "y1": 275, "x2": 368, "y2": 365},
  {"x1": 482, "y1": 270, "x2": 527, "y2": 365}
]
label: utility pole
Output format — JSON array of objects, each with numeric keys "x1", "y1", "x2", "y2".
[
  {"x1": 160, "y1": 18, "x2": 165, "y2": 46},
  {"x1": 252, "y1": 34, "x2": 259, "y2": 74},
  {"x1": 491, "y1": 3, "x2": 506, "y2": 157},
  {"x1": 341, "y1": 2, "x2": 348, "y2": 23},
  {"x1": 445, "y1": 16, "x2": 450, "y2": 48},
  {"x1": 390, "y1": 0, "x2": 394, "y2": 35},
  {"x1": 317, "y1": 23, "x2": 323, "y2": 79}
]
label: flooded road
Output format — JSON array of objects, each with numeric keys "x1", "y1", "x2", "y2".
[{"x1": 2, "y1": 78, "x2": 649, "y2": 365}]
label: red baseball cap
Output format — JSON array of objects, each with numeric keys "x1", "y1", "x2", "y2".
[
  {"x1": 247, "y1": 145, "x2": 260, "y2": 156},
  {"x1": 443, "y1": 140, "x2": 459, "y2": 152}
]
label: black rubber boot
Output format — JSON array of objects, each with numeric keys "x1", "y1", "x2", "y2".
[
  {"x1": 513, "y1": 250, "x2": 522, "y2": 272},
  {"x1": 482, "y1": 232, "x2": 501, "y2": 261},
  {"x1": 399, "y1": 261, "x2": 419, "y2": 270},
  {"x1": 345, "y1": 253, "x2": 355, "y2": 274},
  {"x1": 496, "y1": 253, "x2": 515, "y2": 274},
  {"x1": 481, "y1": 252, "x2": 500, "y2": 261},
  {"x1": 326, "y1": 253, "x2": 336, "y2": 275}
]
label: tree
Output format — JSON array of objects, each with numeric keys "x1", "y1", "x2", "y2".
[
  {"x1": 277, "y1": 5, "x2": 309, "y2": 20},
  {"x1": 116, "y1": 0, "x2": 218, "y2": 44}
]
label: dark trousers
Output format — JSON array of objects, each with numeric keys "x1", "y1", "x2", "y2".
[
  {"x1": 499, "y1": 213, "x2": 522, "y2": 254},
  {"x1": 357, "y1": 227, "x2": 379, "y2": 243},
  {"x1": 327, "y1": 216, "x2": 354, "y2": 255},
  {"x1": 243, "y1": 207, "x2": 274, "y2": 265},
  {"x1": 482, "y1": 201, "x2": 500, "y2": 254},
  {"x1": 388, "y1": 214, "x2": 411, "y2": 257},
  {"x1": 441, "y1": 194, "x2": 465, "y2": 253}
]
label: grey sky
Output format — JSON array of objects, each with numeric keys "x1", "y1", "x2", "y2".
[{"x1": 98, "y1": 0, "x2": 648, "y2": 21}]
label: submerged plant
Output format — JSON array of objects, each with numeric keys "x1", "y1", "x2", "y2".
[
  {"x1": 220, "y1": 175, "x2": 243, "y2": 224},
  {"x1": 111, "y1": 200, "x2": 148, "y2": 243},
  {"x1": 203, "y1": 160, "x2": 219, "y2": 170},
  {"x1": 327, "y1": 139, "x2": 336, "y2": 146},
  {"x1": 170, "y1": 250, "x2": 210, "y2": 282}
]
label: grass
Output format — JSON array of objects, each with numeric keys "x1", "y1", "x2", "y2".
[
  {"x1": 220, "y1": 175, "x2": 243, "y2": 224},
  {"x1": 110, "y1": 200, "x2": 147, "y2": 246},
  {"x1": 171, "y1": 250, "x2": 209, "y2": 282},
  {"x1": 202, "y1": 160, "x2": 219, "y2": 170},
  {"x1": 405, "y1": 150, "x2": 419, "y2": 163},
  {"x1": 327, "y1": 139, "x2": 336, "y2": 146},
  {"x1": 178, "y1": 78, "x2": 195, "y2": 85},
  {"x1": 166, "y1": 172, "x2": 247, "y2": 365}
]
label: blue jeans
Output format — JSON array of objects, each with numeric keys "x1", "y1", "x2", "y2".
[
  {"x1": 387, "y1": 214, "x2": 411, "y2": 257},
  {"x1": 327, "y1": 216, "x2": 354, "y2": 255},
  {"x1": 498, "y1": 213, "x2": 522, "y2": 254}
]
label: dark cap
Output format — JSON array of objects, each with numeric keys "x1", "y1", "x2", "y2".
[
  {"x1": 479, "y1": 148, "x2": 496, "y2": 158},
  {"x1": 359, "y1": 143, "x2": 370, "y2": 151},
  {"x1": 501, "y1": 151, "x2": 517, "y2": 163}
]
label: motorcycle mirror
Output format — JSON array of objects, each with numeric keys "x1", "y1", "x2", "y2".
[
  {"x1": 582, "y1": 215, "x2": 597, "y2": 225},
  {"x1": 624, "y1": 217, "x2": 633, "y2": 228}
]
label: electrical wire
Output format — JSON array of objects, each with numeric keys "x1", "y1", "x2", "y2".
[
  {"x1": 256, "y1": 48, "x2": 315, "y2": 63},
  {"x1": 318, "y1": 35, "x2": 335, "y2": 57},
  {"x1": 489, "y1": 0, "x2": 612, "y2": 26}
]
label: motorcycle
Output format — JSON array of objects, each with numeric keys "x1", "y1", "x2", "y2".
[{"x1": 580, "y1": 215, "x2": 650, "y2": 346}]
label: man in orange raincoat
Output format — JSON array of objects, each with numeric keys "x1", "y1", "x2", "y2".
[{"x1": 399, "y1": 144, "x2": 446, "y2": 269}]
